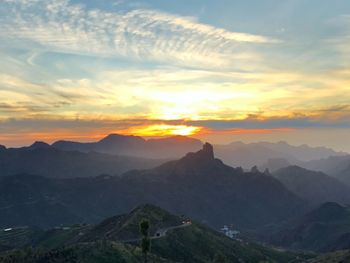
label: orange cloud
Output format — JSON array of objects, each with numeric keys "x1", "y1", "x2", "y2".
[{"x1": 201, "y1": 128, "x2": 294, "y2": 135}]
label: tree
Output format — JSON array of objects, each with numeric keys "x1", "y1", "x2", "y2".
[
  {"x1": 213, "y1": 252, "x2": 229, "y2": 263},
  {"x1": 140, "y1": 219, "x2": 151, "y2": 263}
]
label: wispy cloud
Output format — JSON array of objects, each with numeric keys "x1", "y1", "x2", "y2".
[
  {"x1": 0, "y1": 0, "x2": 278, "y2": 67},
  {"x1": 326, "y1": 14, "x2": 350, "y2": 62}
]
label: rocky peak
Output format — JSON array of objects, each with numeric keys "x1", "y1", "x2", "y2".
[
  {"x1": 251, "y1": 166, "x2": 260, "y2": 173},
  {"x1": 201, "y1": 142, "x2": 214, "y2": 159},
  {"x1": 181, "y1": 142, "x2": 215, "y2": 163}
]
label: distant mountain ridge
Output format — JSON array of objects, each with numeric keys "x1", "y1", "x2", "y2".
[
  {"x1": 52, "y1": 134, "x2": 203, "y2": 159},
  {"x1": 0, "y1": 144, "x2": 166, "y2": 178},
  {"x1": 2, "y1": 134, "x2": 346, "y2": 170},
  {"x1": 214, "y1": 141, "x2": 347, "y2": 169}
]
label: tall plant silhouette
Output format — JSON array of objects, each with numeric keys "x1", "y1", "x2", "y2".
[{"x1": 140, "y1": 219, "x2": 151, "y2": 263}]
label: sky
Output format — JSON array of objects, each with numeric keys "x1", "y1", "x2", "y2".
[{"x1": 0, "y1": 0, "x2": 349, "y2": 151}]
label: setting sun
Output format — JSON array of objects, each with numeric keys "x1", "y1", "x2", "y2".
[{"x1": 123, "y1": 124, "x2": 202, "y2": 137}]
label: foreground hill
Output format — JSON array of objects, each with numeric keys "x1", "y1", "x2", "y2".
[
  {"x1": 273, "y1": 202, "x2": 350, "y2": 252},
  {"x1": 0, "y1": 142, "x2": 165, "y2": 178},
  {"x1": 0, "y1": 205, "x2": 312, "y2": 263},
  {"x1": 273, "y1": 166, "x2": 350, "y2": 205},
  {"x1": 52, "y1": 134, "x2": 203, "y2": 159},
  {"x1": 0, "y1": 144, "x2": 305, "y2": 233}
]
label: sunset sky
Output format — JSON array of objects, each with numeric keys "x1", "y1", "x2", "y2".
[{"x1": 0, "y1": 0, "x2": 349, "y2": 151}]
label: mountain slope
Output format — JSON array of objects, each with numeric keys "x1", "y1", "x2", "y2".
[
  {"x1": 337, "y1": 164, "x2": 350, "y2": 186},
  {"x1": 273, "y1": 166, "x2": 350, "y2": 205},
  {"x1": 308, "y1": 250, "x2": 350, "y2": 263}
]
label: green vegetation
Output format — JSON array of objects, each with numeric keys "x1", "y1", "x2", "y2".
[
  {"x1": 151, "y1": 222, "x2": 312, "y2": 263},
  {"x1": 307, "y1": 249, "x2": 350, "y2": 263},
  {"x1": 0, "y1": 227, "x2": 43, "y2": 252},
  {"x1": 0, "y1": 242, "x2": 172, "y2": 263}
]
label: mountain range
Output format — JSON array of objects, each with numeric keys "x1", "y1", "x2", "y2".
[
  {"x1": 51, "y1": 135, "x2": 347, "y2": 168},
  {"x1": 52, "y1": 134, "x2": 203, "y2": 159},
  {"x1": 0, "y1": 141, "x2": 165, "y2": 178},
  {"x1": 0, "y1": 143, "x2": 305, "y2": 233},
  {"x1": 214, "y1": 141, "x2": 347, "y2": 169},
  {"x1": 1, "y1": 134, "x2": 347, "y2": 179}
]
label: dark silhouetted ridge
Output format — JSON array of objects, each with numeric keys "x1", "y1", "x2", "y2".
[
  {"x1": 29, "y1": 141, "x2": 51, "y2": 150},
  {"x1": 98, "y1": 133, "x2": 145, "y2": 144}
]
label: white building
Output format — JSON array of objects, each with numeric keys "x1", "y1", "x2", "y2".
[{"x1": 220, "y1": 225, "x2": 240, "y2": 239}]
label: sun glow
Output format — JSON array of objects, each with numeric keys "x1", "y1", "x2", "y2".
[{"x1": 124, "y1": 124, "x2": 202, "y2": 136}]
